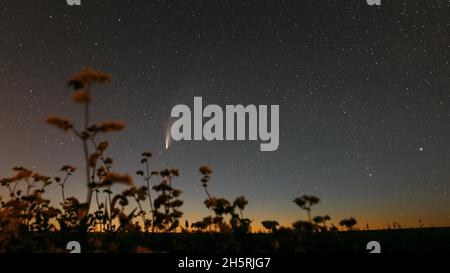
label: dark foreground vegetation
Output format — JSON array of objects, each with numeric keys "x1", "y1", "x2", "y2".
[{"x1": 1, "y1": 227, "x2": 449, "y2": 253}]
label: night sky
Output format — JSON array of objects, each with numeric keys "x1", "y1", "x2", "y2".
[{"x1": 0, "y1": 0, "x2": 449, "y2": 229}]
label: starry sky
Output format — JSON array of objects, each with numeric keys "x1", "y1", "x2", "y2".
[{"x1": 0, "y1": 0, "x2": 449, "y2": 229}]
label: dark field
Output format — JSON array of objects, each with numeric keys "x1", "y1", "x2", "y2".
[{"x1": 2, "y1": 227, "x2": 449, "y2": 253}]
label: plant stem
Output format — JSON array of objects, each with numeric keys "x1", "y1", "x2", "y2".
[
  {"x1": 84, "y1": 86, "x2": 93, "y2": 211},
  {"x1": 144, "y1": 160, "x2": 155, "y2": 233},
  {"x1": 61, "y1": 185, "x2": 66, "y2": 203},
  {"x1": 107, "y1": 186, "x2": 113, "y2": 230},
  {"x1": 135, "y1": 198, "x2": 147, "y2": 229},
  {"x1": 60, "y1": 172, "x2": 70, "y2": 203},
  {"x1": 83, "y1": 140, "x2": 92, "y2": 208}
]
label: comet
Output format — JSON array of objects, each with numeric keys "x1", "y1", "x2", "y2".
[
  {"x1": 165, "y1": 118, "x2": 174, "y2": 150},
  {"x1": 165, "y1": 131, "x2": 171, "y2": 150}
]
